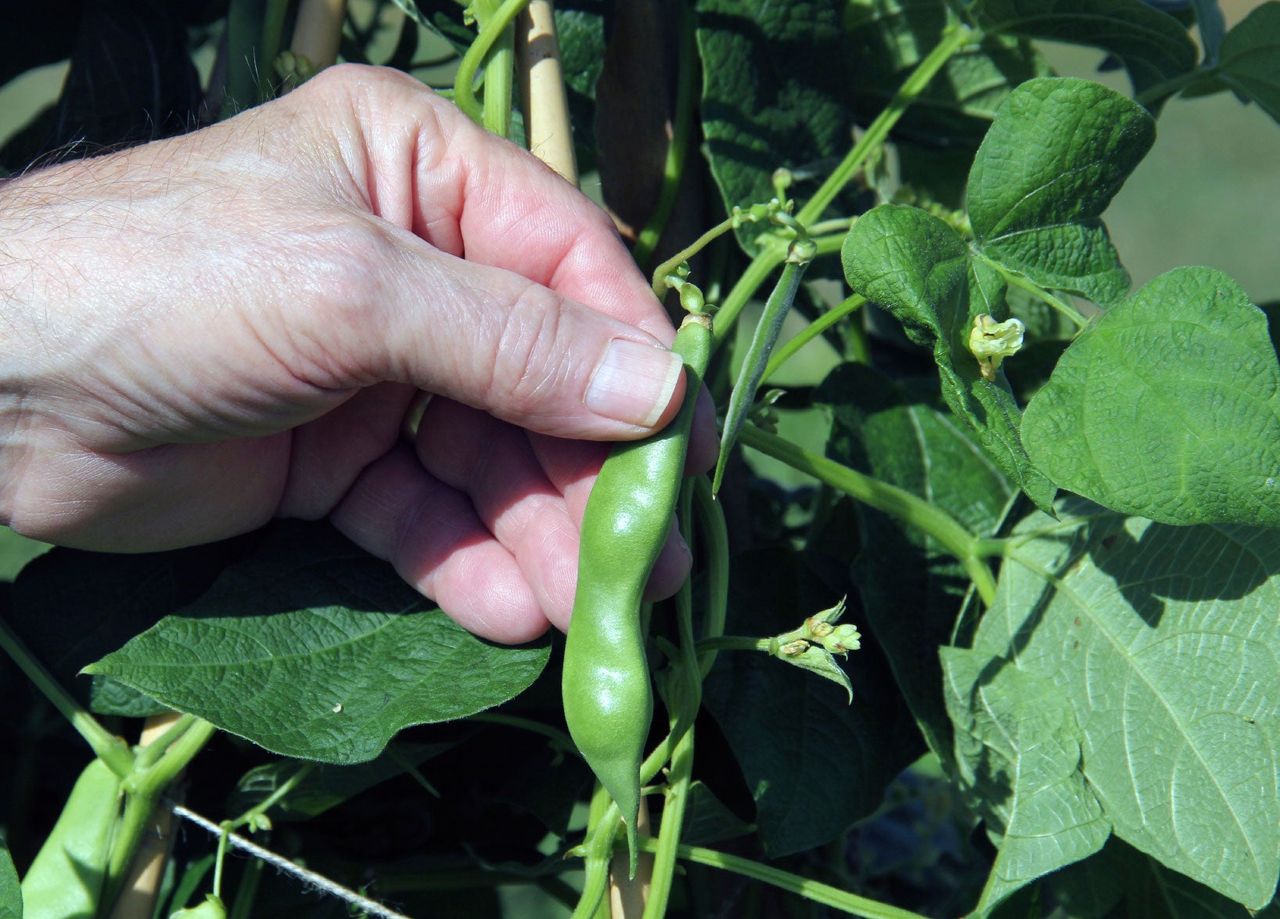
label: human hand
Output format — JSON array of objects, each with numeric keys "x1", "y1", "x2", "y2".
[{"x1": 0, "y1": 64, "x2": 714, "y2": 642}]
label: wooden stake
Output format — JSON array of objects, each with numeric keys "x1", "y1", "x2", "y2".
[
  {"x1": 517, "y1": 1, "x2": 578, "y2": 184},
  {"x1": 291, "y1": 0, "x2": 347, "y2": 70}
]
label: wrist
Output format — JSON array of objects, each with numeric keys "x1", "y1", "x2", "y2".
[{"x1": 0, "y1": 168, "x2": 73, "y2": 527}]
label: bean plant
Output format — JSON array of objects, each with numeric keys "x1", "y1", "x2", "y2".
[{"x1": 1, "y1": 1, "x2": 1278, "y2": 917}]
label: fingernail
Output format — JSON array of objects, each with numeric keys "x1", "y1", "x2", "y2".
[{"x1": 585, "y1": 339, "x2": 683, "y2": 427}]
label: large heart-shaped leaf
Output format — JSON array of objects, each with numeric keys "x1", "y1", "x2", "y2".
[
  {"x1": 967, "y1": 77, "x2": 1155, "y2": 305},
  {"x1": 952, "y1": 500, "x2": 1280, "y2": 909},
  {"x1": 1023, "y1": 266, "x2": 1280, "y2": 527},
  {"x1": 87, "y1": 522, "x2": 550, "y2": 763}
]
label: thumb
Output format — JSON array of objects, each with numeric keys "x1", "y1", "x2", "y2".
[{"x1": 321, "y1": 223, "x2": 688, "y2": 440}]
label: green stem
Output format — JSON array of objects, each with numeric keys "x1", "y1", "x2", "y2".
[
  {"x1": 224, "y1": 0, "x2": 267, "y2": 116},
  {"x1": 763, "y1": 294, "x2": 866, "y2": 382},
  {"x1": 1134, "y1": 67, "x2": 1204, "y2": 108},
  {"x1": 737, "y1": 424, "x2": 997, "y2": 605},
  {"x1": 134, "y1": 713, "x2": 196, "y2": 770},
  {"x1": 0, "y1": 617, "x2": 134, "y2": 777},
  {"x1": 454, "y1": 0, "x2": 530, "y2": 124},
  {"x1": 570, "y1": 784, "x2": 616, "y2": 919},
  {"x1": 475, "y1": 0, "x2": 517, "y2": 137},
  {"x1": 642, "y1": 721, "x2": 694, "y2": 919},
  {"x1": 972, "y1": 250, "x2": 1088, "y2": 328},
  {"x1": 651, "y1": 214, "x2": 739, "y2": 299},
  {"x1": 695, "y1": 635, "x2": 771, "y2": 655},
  {"x1": 973, "y1": 537, "x2": 1013, "y2": 558},
  {"x1": 230, "y1": 762, "x2": 314, "y2": 832},
  {"x1": 634, "y1": 838, "x2": 930, "y2": 919},
  {"x1": 632, "y1": 2, "x2": 698, "y2": 270},
  {"x1": 795, "y1": 23, "x2": 974, "y2": 227},
  {"x1": 470, "y1": 712, "x2": 576, "y2": 752},
  {"x1": 104, "y1": 719, "x2": 218, "y2": 912},
  {"x1": 229, "y1": 856, "x2": 263, "y2": 919},
  {"x1": 258, "y1": 0, "x2": 292, "y2": 101}
]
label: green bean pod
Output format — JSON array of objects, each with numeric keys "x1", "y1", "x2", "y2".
[
  {"x1": 563, "y1": 312, "x2": 712, "y2": 877},
  {"x1": 21, "y1": 756, "x2": 124, "y2": 919}
]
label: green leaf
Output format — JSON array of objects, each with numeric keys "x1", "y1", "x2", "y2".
[
  {"x1": 0, "y1": 529, "x2": 48, "y2": 583},
  {"x1": 702, "y1": 548, "x2": 922, "y2": 856},
  {"x1": 964, "y1": 500, "x2": 1280, "y2": 909},
  {"x1": 973, "y1": 0, "x2": 1198, "y2": 97},
  {"x1": 818, "y1": 364, "x2": 1014, "y2": 762},
  {"x1": 942, "y1": 647, "x2": 1110, "y2": 912},
  {"x1": 1212, "y1": 2, "x2": 1280, "y2": 124},
  {"x1": 844, "y1": 0, "x2": 1050, "y2": 147},
  {"x1": 0, "y1": 835, "x2": 18, "y2": 919},
  {"x1": 1049, "y1": 838, "x2": 1277, "y2": 919},
  {"x1": 1023, "y1": 267, "x2": 1280, "y2": 527},
  {"x1": 681, "y1": 782, "x2": 754, "y2": 847},
  {"x1": 696, "y1": 0, "x2": 859, "y2": 251},
  {"x1": 228, "y1": 742, "x2": 456, "y2": 821},
  {"x1": 841, "y1": 205, "x2": 1055, "y2": 510},
  {"x1": 86, "y1": 522, "x2": 550, "y2": 764},
  {"x1": 967, "y1": 77, "x2": 1155, "y2": 305}
]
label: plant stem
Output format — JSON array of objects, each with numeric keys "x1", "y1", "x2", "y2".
[
  {"x1": 695, "y1": 635, "x2": 771, "y2": 654},
  {"x1": 763, "y1": 294, "x2": 867, "y2": 382},
  {"x1": 1134, "y1": 68, "x2": 1203, "y2": 108},
  {"x1": 650, "y1": 214, "x2": 739, "y2": 299},
  {"x1": 632, "y1": 838, "x2": 930, "y2": 919},
  {"x1": 972, "y1": 250, "x2": 1088, "y2": 328},
  {"x1": 641, "y1": 720, "x2": 693, "y2": 919},
  {"x1": 455, "y1": 0, "x2": 530, "y2": 124},
  {"x1": 104, "y1": 720, "x2": 218, "y2": 912},
  {"x1": 0, "y1": 617, "x2": 134, "y2": 777},
  {"x1": 571, "y1": 784, "x2": 617, "y2": 919},
  {"x1": 224, "y1": 0, "x2": 268, "y2": 115},
  {"x1": 134, "y1": 713, "x2": 196, "y2": 770},
  {"x1": 257, "y1": 0, "x2": 292, "y2": 100},
  {"x1": 231, "y1": 762, "x2": 314, "y2": 832},
  {"x1": 475, "y1": 0, "x2": 517, "y2": 137},
  {"x1": 632, "y1": 2, "x2": 698, "y2": 271},
  {"x1": 973, "y1": 537, "x2": 1013, "y2": 558},
  {"x1": 796, "y1": 24, "x2": 974, "y2": 227},
  {"x1": 737, "y1": 424, "x2": 997, "y2": 604}
]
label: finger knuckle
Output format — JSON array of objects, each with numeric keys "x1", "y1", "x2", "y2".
[{"x1": 486, "y1": 284, "x2": 573, "y2": 416}]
